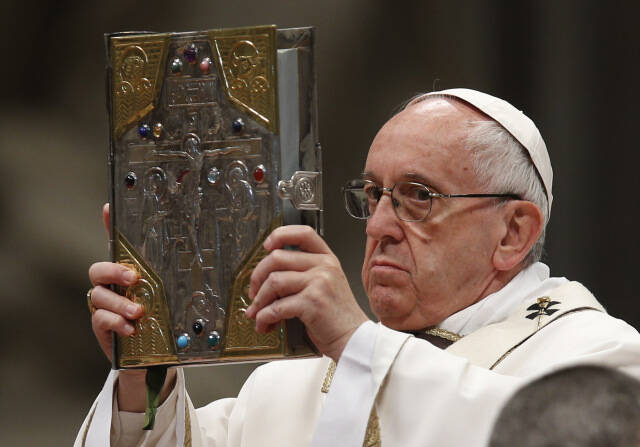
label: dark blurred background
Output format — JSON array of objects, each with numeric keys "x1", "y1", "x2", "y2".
[{"x1": 1, "y1": 1, "x2": 638, "y2": 444}]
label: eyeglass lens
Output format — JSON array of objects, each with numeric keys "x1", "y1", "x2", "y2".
[{"x1": 343, "y1": 180, "x2": 433, "y2": 222}]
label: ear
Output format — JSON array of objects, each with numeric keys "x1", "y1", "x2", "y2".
[{"x1": 492, "y1": 201, "x2": 544, "y2": 271}]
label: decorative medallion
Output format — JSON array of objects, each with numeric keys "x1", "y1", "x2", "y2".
[
  {"x1": 110, "y1": 34, "x2": 170, "y2": 139},
  {"x1": 209, "y1": 25, "x2": 278, "y2": 133},
  {"x1": 115, "y1": 231, "x2": 178, "y2": 367},
  {"x1": 223, "y1": 220, "x2": 283, "y2": 356}
]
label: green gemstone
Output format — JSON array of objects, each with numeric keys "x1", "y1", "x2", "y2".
[
  {"x1": 207, "y1": 331, "x2": 220, "y2": 348},
  {"x1": 170, "y1": 58, "x2": 183, "y2": 74}
]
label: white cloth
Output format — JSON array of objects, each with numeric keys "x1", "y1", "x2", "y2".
[{"x1": 75, "y1": 263, "x2": 640, "y2": 447}]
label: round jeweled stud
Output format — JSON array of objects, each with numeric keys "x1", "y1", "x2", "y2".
[
  {"x1": 177, "y1": 334, "x2": 190, "y2": 350},
  {"x1": 170, "y1": 58, "x2": 183, "y2": 74},
  {"x1": 232, "y1": 117, "x2": 245, "y2": 133},
  {"x1": 253, "y1": 164, "x2": 265, "y2": 183},
  {"x1": 199, "y1": 57, "x2": 211, "y2": 73},
  {"x1": 207, "y1": 331, "x2": 220, "y2": 348},
  {"x1": 207, "y1": 167, "x2": 220, "y2": 185},
  {"x1": 193, "y1": 319, "x2": 204, "y2": 335},
  {"x1": 139, "y1": 124, "x2": 151, "y2": 139},
  {"x1": 125, "y1": 172, "x2": 137, "y2": 190},
  {"x1": 184, "y1": 43, "x2": 198, "y2": 64},
  {"x1": 153, "y1": 122, "x2": 163, "y2": 138}
]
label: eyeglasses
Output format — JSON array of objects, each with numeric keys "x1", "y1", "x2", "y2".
[{"x1": 343, "y1": 179, "x2": 520, "y2": 222}]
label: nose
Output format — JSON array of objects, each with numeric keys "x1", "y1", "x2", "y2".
[{"x1": 365, "y1": 193, "x2": 404, "y2": 242}]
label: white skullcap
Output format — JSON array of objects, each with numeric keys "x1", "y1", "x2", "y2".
[{"x1": 411, "y1": 88, "x2": 553, "y2": 216}]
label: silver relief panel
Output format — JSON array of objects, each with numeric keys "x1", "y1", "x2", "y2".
[{"x1": 107, "y1": 26, "x2": 321, "y2": 367}]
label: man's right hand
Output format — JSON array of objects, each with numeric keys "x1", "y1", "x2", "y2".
[{"x1": 88, "y1": 204, "x2": 176, "y2": 412}]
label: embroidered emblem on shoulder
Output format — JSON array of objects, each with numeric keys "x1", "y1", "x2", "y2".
[
  {"x1": 526, "y1": 296, "x2": 561, "y2": 319},
  {"x1": 526, "y1": 296, "x2": 561, "y2": 328}
]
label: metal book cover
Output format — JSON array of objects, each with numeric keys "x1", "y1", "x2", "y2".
[{"x1": 105, "y1": 25, "x2": 322, "y2": 368}]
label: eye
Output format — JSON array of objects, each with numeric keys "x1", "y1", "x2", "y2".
[
  {"x1": 363, "y1": 182, "x2": 382, "y2": 201},
  {"x1": 398, "y1": 183, "x2": 431, "y2": 202}
]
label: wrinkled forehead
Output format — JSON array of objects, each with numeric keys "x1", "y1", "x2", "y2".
[
  {"x1": 365, "y1": 98, "x2": 490, "y2": 188},
  {"x1": 370, "y1": 96, "x2": 491, "y2": 158}
]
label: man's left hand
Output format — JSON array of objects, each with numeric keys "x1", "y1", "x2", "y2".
[{"x1": 246, "y1": 225, "x2": 369, "y2": 361}]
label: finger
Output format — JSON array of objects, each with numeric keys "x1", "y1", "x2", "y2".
[
  {"x1": 249, "y1": 249, "x2": 319, "y2": 299},
  {"x1": 264, "y1": 225, "x2": 330, "y2": 254},
  {"x1": 246, "y1": 270, "x2": 310, "y2": 319},
  {"x1": 89, "y1": 261, "x2": 139, "y2": 287},
  {"x1": 91, "y1": 285, "x2": 144, "y2": 320},
  {"x1": 254, "y1": 293, "x2": 307, "y2": 333},
  {"x1": 102, "y1": 203, "x2": 111, "y2": 238},
  {"x1": 92, "y1": 308, "x2": 136, "y2": 338}
]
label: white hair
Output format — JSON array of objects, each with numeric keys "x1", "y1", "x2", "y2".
[
  {"x1": 464, "y1": 120, "x2": 548, "y2": 265},
  {"x1": 398, "y1": 93, "x2": 549, "y2": 265}
]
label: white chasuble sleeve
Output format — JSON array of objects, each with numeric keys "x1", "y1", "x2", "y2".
[
  {"x1": 311, "y1": 321, "x2": 411, "y2": 447},
  {"x1": 75, "y1": 368, "x2": 238, "y2": 447},
  {"x1": 74, "y1": 369, "x2": 117, "y2": 447}
]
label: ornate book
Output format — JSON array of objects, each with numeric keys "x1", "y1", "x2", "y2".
[{"x1": 105, "y1": 25, "x2": 321, "y2": 368}]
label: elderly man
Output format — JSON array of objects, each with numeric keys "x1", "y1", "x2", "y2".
[{"x1": 77, "y1": 89, "x2": 640, "y2": 447}]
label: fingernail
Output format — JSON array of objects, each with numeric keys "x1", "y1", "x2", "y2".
[
  {"x1": 126, "y1": 303, "x2": 140, "y2": 318},
  {"x1": 245, "y1": 305, "x2": 254, "y2": 319},
  {"x1": 123, "y1": 270, "x2": 138, "y2": 284},
  {"x1": 124, "y1": 324, "x2": 135, "y2": 336}
]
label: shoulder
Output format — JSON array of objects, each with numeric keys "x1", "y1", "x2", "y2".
[{"x1": 496, "y1": 305, "x2": 640, "y2": 375}]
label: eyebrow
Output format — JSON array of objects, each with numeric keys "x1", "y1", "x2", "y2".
[{"x1": 361, "y1": 171, "x2": 442, "y2": 192}]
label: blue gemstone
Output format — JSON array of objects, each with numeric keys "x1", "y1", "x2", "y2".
[
  {"x1": 139, "y1": 124, "x2": 151, "y2": 138},
  {"x1": 177, "y1": 334, "x2": 189, "y2": 349},
  {"x1": 207, "y1": 331, "x2": 220, "y2": 348},
  {"x1": 232, "y1": 118, "x2": 244, "y2": 132}
]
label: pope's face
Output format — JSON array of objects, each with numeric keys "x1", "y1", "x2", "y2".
[{"x1": 361, "y1": 98, "x2": 505, "y2": 330}]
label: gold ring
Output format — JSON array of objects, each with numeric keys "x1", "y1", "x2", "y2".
[{"x1": 87, "y1": 287, "x2": 97, "y2": 314}]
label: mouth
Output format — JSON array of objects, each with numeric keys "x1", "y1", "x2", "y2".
[{"x1": 370, "y1": 259, "x2": 407, "y2": 272}]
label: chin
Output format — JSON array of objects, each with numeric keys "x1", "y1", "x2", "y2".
[{"x1": 368, "y1": 287, "x2": 413, "y2": 323}]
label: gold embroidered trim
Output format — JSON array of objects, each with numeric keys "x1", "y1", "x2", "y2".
[
  {"x1": 80, "y1": 405, "x2": 96, "y2": 447},
  {"x1": 424, "y1": 327, "x2": 462, "y2": 342},
  {"x1": 320, "y1": 360, "x2": 382, "y2": 446},
  {"x1": 489, "y1": 307, "x2": 597, "y2": 370},
  {"x1": 321, "y1": 360, "x2": 336, "y2": 393},
  {"x1": 184, "y1": 403, "x2": 192, "y2": 447},
  {"x1": 363, "y1": 406, "x2": 381, "y2": 447}
]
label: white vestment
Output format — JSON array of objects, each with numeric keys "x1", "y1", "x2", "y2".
[{"x1": 75, "y1": 263, "x2": 640, "y2": 447}]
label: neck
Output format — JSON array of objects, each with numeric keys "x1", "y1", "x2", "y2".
[{"x1": 471, "y1": 265, "x2": 524, "y2": 308}]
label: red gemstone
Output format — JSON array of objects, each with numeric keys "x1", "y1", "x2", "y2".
[
  {"x1": 199, "y1": 57, "x2": 211, "y2": 73},
  {"x1": 253, "y1": 165, "x2": 265, "y2": 183}
]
